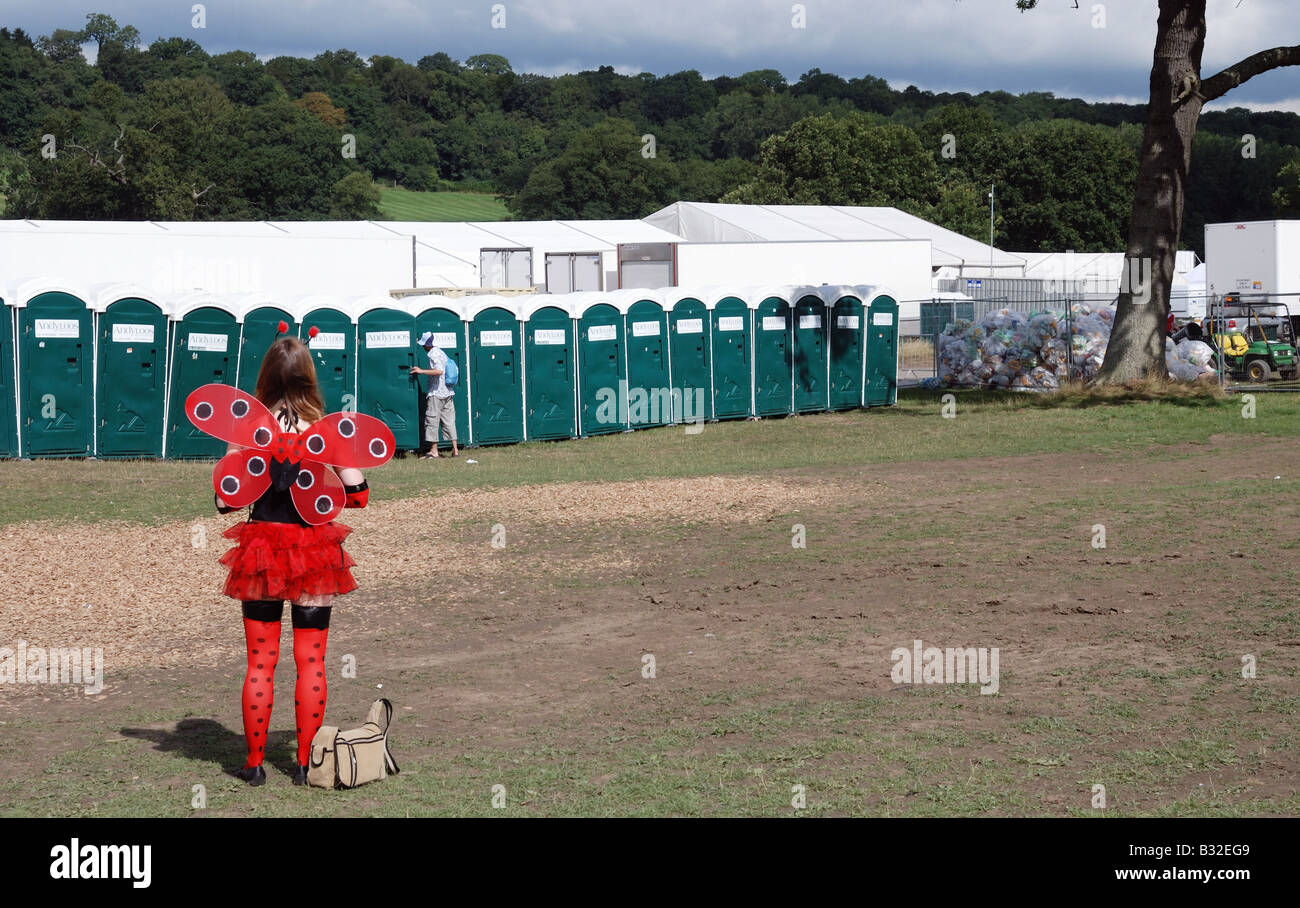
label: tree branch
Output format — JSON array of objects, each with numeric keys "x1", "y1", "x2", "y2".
[{"x1": 1201, "y1": 44, "x2": 1300, "y2": 102}]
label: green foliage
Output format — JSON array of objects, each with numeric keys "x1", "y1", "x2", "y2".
[
  {"x1": 724, "y1": 114, "x2": 939, "y2": 206},
  {"x1": 643, "y1": 70, "x2": 717, "y2": 124},
  {"x1": 677, "y1": 157, "x2": 756, "y2": 203},
  {"x1": 2, "y1": 10, "x2": 1297, "y2": 233},
  {"x1": 0, "y1": 145, "x2": 29, "y2": 215},
  {"x1": 1184, "y1": 131, "x2": 1298, "y2": 256},
  {"x1": 36, "y1": 29, "x2": 86, "y2": 64},
  {"x1": 80, "y1": 13, "x2": 139, "y2": 51},
  {"x1": 464, "y1": 53, "x2": 512, "y2": 75},
  {"x1": 987, "y1": 120, "x2": 1138, "y2": 251},
  {"x1": 226, "y1": 99, "x2": 353, "y2": 218},
  {"x1": 720, "y1": 113, "x2": 987, "y2": 239},
  {"x1": 329, "y1": 171, "x2": 381, "y2": 218},
  {"x1": 1275, "y1": 158, "x2": 1300, "y2": 217},
  {"x1": 509, "y1": 118, "x2": 679, "y2": 219}
]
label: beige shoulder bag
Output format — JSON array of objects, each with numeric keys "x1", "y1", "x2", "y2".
[{"x1": 307, "y1": 698, "x2": 400, "y2": 789}]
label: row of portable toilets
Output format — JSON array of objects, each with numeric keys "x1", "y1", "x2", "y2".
[{"x1": 0, "y1": 284, "x2": 898, "y2": 458}]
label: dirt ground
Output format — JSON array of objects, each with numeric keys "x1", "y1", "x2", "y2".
[{"x1": 2, "y1": 438, "x2": 1298, "y2": 815}]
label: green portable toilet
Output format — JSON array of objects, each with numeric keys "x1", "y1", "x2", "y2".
[
  {"x1": 468, "y1": 299, "x2": 524, "y2": 445},
  {"x1": 521, "y1": 298, "x2": 577, "y2": 441},
  {"x1": 667, "y1": 294, "x2": 712, "y2": 424},
  {"x1": 96, "y1": 293, "x2": 168, "y2": 457},
  {"x1": 624, "y1": 293, "x2": 671, "y2": 430},
  {"x1": 17, "y1": 290, "x2": 94, "y2": 457},
  {"x1": 576, "y1": 297, "x2": 627, "y2": 435},
  {"x1": 792, "y1": 292, "x2": 829, "y2": 413},
  {"x1": 0, "y1": 296, "x2": 17, "y2": 457},
  {"x1": 237, "y1": 303, "x2": 296, "y2": 393},
  {"x1": 710, "y1": 295, "x2": 751, "y2": 420},
  {"x1": 752, "y1": 291, "x2": 793, "y2": 417},
  {"x1": 413, "y1": 298, "x2": 470, "y2": 450},
  {"x1": 828, "y1": 292, "x2": 866, "y2": 410},
  {"x1": 357, "y1": 302, "x2": 419, "y2": 452},
  {"x1": 167, "y1": 299, "x2": 241, "y2": 458},
  {"x1": 866, "y1": 292, "x2": 899, "y2": 407},
  {"x1": 301, "y1": 300, "x2": 357, "y2": 417}
]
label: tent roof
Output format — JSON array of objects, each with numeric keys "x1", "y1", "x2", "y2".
[{"x1": 644, "y1": 202, "x2": 1023, "y2": 270}]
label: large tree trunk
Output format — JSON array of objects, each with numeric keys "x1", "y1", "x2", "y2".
[{"x1": 1094, "y1": 0, "x2": 1206, "y2": 385}]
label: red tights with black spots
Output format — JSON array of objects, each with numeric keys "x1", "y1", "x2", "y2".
[{"x1": 240, "y1": 601, "x2": 331, "y2": 769}]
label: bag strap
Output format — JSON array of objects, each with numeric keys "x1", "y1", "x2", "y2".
[{"x1": 378, "y1": 698, "x2": 399, "y2": 774}]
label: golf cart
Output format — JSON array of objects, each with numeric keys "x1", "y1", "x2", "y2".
[{"x1": 1195, "y1": 296, "x2": 1299, "y2": 382}]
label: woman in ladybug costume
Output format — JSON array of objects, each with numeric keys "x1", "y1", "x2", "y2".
[{"x1": 187, "y1": 333, "x2": 394, "y2": 786}]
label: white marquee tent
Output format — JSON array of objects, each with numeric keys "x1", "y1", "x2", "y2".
[
  {"x1": 0, "y1": 219, "x2": 416, "y2": 302},
  {"x1": 644, "y1": 202, "x2": 1025, "y2": 273}
]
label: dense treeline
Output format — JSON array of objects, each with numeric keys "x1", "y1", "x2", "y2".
[{"x1": 1, "y1": 15, "x2": 1297, "y2": 254}]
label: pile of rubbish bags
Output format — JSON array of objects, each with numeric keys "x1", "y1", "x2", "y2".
[
  {"x1": 937, "y1": 305, "x2": 1217, "y2": 389},
  {"x1": 1165, "y1": 337, "x2": 1217, "y2": 383}
]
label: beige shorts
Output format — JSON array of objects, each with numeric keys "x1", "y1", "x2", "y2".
[{"x1": 424, "y1": 394, "x2": 456, "y2": 443}]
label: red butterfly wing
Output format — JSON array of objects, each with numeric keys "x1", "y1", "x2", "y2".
[
  {"x1": 213, "y1": 449, "x2": 273, "y2": 508},
  {"x1": 298, "y1": 412, "x2": 396, "y2": 468},
  {"x1": 290, "y1": 460, "x2": 345, "y2": 525},
  {"x1": 186, "y1": 384, "x2": 278, "y2": 449}
]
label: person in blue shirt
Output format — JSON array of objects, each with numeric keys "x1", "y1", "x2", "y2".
[{"x1": 410, "y1": 331, "x2": 459, "y2": 458}]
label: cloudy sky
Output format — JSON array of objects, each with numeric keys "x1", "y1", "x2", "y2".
[{"x1": 6, "y1": 0, "x2": 1299, "y2": 113}]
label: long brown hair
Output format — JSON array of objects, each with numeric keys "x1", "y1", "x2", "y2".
[{"x1": 254, "y1": 336, "x2": 325, "y2": 426}]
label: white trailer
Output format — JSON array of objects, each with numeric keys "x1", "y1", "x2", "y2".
[{"x1": 1205, "y1": 220, "x2": 1300, "y2": 303}]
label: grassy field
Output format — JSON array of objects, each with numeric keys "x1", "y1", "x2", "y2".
[
  {"x1": 2, "y1": 387, "x2": 1294, "y2": 528},
  {"x1": 376, "y1": 186, "x2": 510, "y2": 221},
  {"x1": 2, "y1": 387, "x2": 1298, "y2": 817}
]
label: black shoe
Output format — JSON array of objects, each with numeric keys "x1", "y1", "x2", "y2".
[
  {"x1": 234, "y1": 764, "x2": 266, "y2": 786},
  {"x1": 293, "y1": 764, "x2": 308, "y2": 786}
]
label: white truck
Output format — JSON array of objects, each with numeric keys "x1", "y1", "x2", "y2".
[
  {"x1": 1205, "y1": 220, "x2": 1300, "y2": 303},
  {"x1": 1205, "y1": 220, "x2": 1300, "y2": 356}
]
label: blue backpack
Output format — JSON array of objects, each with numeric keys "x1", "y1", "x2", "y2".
[{"x1": 443, "y1": 355, "x2": 459, "y2": 387}]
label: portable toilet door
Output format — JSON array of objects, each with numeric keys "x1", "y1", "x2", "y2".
[
  {"x1": 753, "y1": 294, "x2": 793, "y2": 417},
  {"x1": 865, "y1": 294, "x2": 899, "y2": 406},
  {"x1": 828, "y1": 294, "x2": 865, "y2": 410},
  {"x1": 414, "y1": 305, "x2": 469, "y2": 449},
  {"x1": 97, "y1": 297, "x2": 168, "y2": 457},
  {"x1": 523, "y1": 305, "x2": 577, "y2": 441},
  {"x1": 792, "y1": 294, "x2": 828, "y2": 413},
  {"x1": 357, "y1": 307, "x2": 419, "y2": 452},
  {"x1": 625, "y1": 297, "x2": 670, "y2": 430},
  {"x1": 0, "y1": 297, "x2": 17, "y2": 456},
  {"x1": 237, "y1": 306, "x2": 296, "y2": 393},
  {"x1": 710, "y1": 295, "x2": 751, "y2": 419},
  {"x1": 18, "y1": 292, "x2": 94, "y2": 456},
  {"x1": 167, "y1": 306, "x2": 241, "y2": 458},
  {"x1": 469, "y1": 305, "x2": 524, "y2": 444},
  {"x1": 668, "y1": 296, "x2": 712, "y2": 424},
  {"x1": 302, "y1": 307, "x2": 357, "y2": 417},
  {"x1": 577, "y1": 302, "x2": 626, "y2": 435}
]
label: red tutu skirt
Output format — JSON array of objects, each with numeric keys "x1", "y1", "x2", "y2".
[{"x1": 219, "y1": 520, "x2": 358, "y2": 602}]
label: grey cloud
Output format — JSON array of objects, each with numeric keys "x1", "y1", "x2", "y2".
[{"x1": 4, "y1": 0, "x2": 1296, "y2": 106}]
